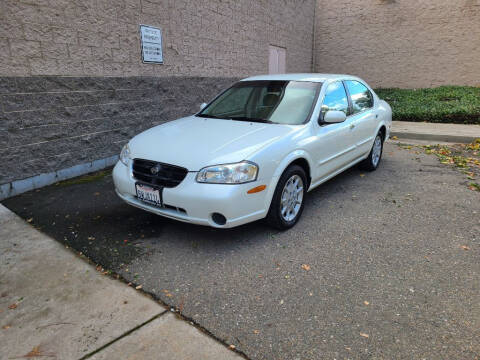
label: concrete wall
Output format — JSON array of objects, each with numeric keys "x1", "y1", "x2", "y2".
[
  {"x1": 0, "y1": 0, "x2": 316, "y2": 189},
  {"x1": 314, "y1": 0, "x2": 480, "y2": 88}
]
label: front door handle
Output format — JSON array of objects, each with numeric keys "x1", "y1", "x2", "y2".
[{"x1": 350, "y1": 123, "x2": 355, "y2": 129}]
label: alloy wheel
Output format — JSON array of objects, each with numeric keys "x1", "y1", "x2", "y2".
[
  {"x1": 372, "y1": 135, "x2": 382, "y2": 167},
  {"x1": 280, "y1": 174, "x2": 304, "y2": 222}
]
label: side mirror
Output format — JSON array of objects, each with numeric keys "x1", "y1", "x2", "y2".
[
  {"x1": 199, "y1": 102, "x2": 207, "y2": 111},
  {"x1": 323, "y1": 110, "x2": 346, "y2": 124}
]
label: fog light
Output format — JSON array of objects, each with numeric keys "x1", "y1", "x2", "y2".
[{"x1": 212, "y1": 213, "x2": 227, "y2": 226}]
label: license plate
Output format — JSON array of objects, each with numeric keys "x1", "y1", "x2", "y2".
[{"x1": 136, "y1": 183, "x2": 163, "y2": 207}]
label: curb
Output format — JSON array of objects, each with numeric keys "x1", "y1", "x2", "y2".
[{"x1": 390, "y1": 131, "x2": 478, "y2": 144}]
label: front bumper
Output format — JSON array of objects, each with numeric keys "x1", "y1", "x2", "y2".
[{"x1": 112, "y1": 161, "x2": 273, "y2": 228}]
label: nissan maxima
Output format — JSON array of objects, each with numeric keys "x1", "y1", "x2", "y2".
[{"x1": 113, "y1": 74, "x2": 392, "y2": 229}]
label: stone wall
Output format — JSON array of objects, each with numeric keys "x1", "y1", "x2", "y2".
[
  {"x1": 0, "y1": 76, "x2": 237, "y2": 186},
  {"x1": 314, "y1": 0, "x2": 480, "y2": 88}
]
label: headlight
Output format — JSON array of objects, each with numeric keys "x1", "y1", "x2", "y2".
[
  {"x1": 196, "y1": 161, "x2": 258, "y2": 184},
  {"x1": 120, "y1": 144, "x2": 131, "y2": 166}
]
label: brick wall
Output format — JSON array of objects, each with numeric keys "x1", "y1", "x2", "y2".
[
  {"x1": 0, "y1": 0, "x2": 316, "y2": 189},
  {"x1": 0, "y1": 0, "x2": 315, "y2": 77},
  {"x1": 314, "y1": 0, "x2": 480, "y2": 88}
]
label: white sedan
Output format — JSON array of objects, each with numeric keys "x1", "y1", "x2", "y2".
[{"x1": 113, "y1": 74, "x2": 392, "y2": 229}]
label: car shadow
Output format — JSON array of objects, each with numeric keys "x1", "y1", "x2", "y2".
[{"x1": 2, "y1": 158, "x2": 386, "y2": 269}]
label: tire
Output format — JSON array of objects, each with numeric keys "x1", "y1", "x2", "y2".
[
  {"x1": 266, "y1": 165, "x2": 307, "y2": 230},
  {"x1": 359, "y1": 132, "x2": 384, "y2": 171}
]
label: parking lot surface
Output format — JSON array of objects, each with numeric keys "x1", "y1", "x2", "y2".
[{"x1": 3, "y1": 142, "x2": 479, "y2": 360}]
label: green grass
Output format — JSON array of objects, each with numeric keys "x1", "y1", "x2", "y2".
[{"x1": 374, "y1": 86, "x2": 480, "y2": 124}]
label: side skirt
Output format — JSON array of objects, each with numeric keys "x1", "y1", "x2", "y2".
[{"x1": 308, "y1": 154, "x2": 368, "y2": 192}]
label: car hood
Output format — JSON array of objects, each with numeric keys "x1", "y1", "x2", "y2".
[{"x1": 129, "y1": 116, "x2": 298, "y2": 171}]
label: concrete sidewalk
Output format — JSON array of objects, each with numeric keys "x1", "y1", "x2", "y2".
[
  {"x1": 0, "y1": 205, "x2": 242, "y2": 360},
  {"x1": 391, "y1": 120, "x2": 480, "y2": 143}
]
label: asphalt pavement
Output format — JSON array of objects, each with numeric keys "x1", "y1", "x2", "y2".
[{"x1": 3, "y1": 142, "x2": 479, "y2": 360}]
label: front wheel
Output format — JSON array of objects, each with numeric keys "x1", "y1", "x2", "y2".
[
  {"x1": 266, "y1": 165, "x2": 307, "y2": 230},
  {"x1": 359, "y1": 132, "x2": 383, "y2": 171}
]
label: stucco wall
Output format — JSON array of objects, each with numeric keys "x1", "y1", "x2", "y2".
[
  {"x1": 0, "y1": 0, "x2": 315, "y2": 77},
  {"x1": 314, "y1": 0, "x2": 480, "y2": 88}
]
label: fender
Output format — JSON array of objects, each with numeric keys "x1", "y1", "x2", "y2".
[
  {"x1": 262, "y1": 150, "x2": 315, "y2": 211},
  {"x1": 376, "y1": 99, "x2": 393, "y2": 140},
  {"x1": 272, "y1": 149, "x2": 314, "y2": 178}
]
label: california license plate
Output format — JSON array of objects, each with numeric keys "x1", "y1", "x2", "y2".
[{"x1": 136, "y1": 183, "x2": 162, "y2": 207}]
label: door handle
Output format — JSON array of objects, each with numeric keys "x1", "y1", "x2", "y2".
[{"x1": 350, "y1": 123, "x2": 355, "y2": 129}]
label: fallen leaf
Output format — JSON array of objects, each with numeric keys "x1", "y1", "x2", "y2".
[
  {"x1": 87, "y1": 236, "x2": 95, "y2": 241},
  {"x1": 3, "y1": 325, "x2": 10, "y2": 330},
  {"x1": 460, "y1": 245, "x2": 470, "y2": 251},
  {"x1": 364, "y1": 301, "x2": 370, "y2": 305},
  {"x1": 229, "y1": 345, "x2": 236, "y2": 350},
  {"x1": 253, "y1": 329, "x2": 260, "y2": 334},
  {"x1": 135, "y1": 285, "x2": 143, "y2": 290},
  {"x1": 8, "y1": 303, "x2": 17, "y2": 310},
  {"x1": 93, "y1": 192, "x2": 100, "y2": 196},
  {"x1": 22, "y1": 345, "x2": 55, "y2": 358},
  {"x1": 301, "y1": 264, "x2": 311, "y2": 271},
  {"x1": 360, "y1": 332, "x2": 369, "y2": 338},
  {"x1": 359, "y1": 173, "x2": 365, "y2": 177},
  {"x1": 391, "y1": 136, "x2": 398, "y2": 140},
  {"x1": 25, "y1": 346, "x2": 42, "y2": 357},
  {"x1": 26, "y1": 218, "x2": 33, "y2": 223}
]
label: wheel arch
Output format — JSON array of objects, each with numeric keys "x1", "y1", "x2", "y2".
[
  {"x1": 273, "y1": 151, "x2": 313, "y2": 185},
  {"x1": 378, "y1": 124, "x2": 387, "y2": 142},
  {"x1": 263, "y1": 151, "x2": 314, "y2": 211}
]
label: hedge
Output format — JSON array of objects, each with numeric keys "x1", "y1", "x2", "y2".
[{"x1": 374, "y1": 86, "x2": 480, "y2": 124}]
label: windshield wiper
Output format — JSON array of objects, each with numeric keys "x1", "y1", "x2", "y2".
[
  {"x1": 195, "y1": 114, "x2": 224, "y2": 119},
  {"x1": 228, "y1": 116, "x2": 273, "y2": 123}
]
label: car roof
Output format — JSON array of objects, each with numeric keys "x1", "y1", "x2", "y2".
[{"x1": 240, "y1": 73, "x2": 362, "y2": 83}]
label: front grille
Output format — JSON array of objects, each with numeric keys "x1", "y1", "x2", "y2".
[{"x1": 132, "y1": 159, "x2": 188, "y2": 188}]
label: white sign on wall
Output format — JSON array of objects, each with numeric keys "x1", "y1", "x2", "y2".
[{"x1": 140, "y1": 25, "x2": 163, "y2": 64}]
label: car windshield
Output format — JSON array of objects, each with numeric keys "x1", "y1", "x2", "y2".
[{"x1": 196, "y1": 80, "x2": 321, "y2": 125}]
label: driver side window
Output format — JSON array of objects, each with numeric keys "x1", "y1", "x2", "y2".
[{"x1": 321, "y1": 82, "x2": 349, "y2": 117}]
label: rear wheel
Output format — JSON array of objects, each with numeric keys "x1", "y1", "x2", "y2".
[
  {"x1": 359, "y1": 132, "x2": 383, "y2": 171},
  {"x1": 266, "y1": 165, "x2": 307, "y2": 230}
]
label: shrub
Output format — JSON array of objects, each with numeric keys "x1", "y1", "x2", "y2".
[{"x1": 374, "y1": 86, "x2": 480, "y2": 124}]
